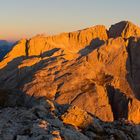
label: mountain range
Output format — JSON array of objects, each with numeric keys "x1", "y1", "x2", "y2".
[{"x1": 1, "y1": 21, "x2": 140, "y2": 140}]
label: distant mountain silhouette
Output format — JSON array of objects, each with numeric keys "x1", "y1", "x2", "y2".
[{"x1": 0, "y1": 40, "x2": 15, "y2": 61}]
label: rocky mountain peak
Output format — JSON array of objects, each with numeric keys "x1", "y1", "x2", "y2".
[
  {"x1": 109, "y1": 21, "x2": 140, "y2": 38},
  {"x1": 1, "y1": 21, "x2": 140, "y2": 139}
]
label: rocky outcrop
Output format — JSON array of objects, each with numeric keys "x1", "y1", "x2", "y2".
[
  {"x1": 0, "y1": 89, "x2": 138, "y2": 140},
  {"x1": 1, "y1": 21, "x2": 140, "y2": 125},
  {"x1": 61, "y1": 106, "x2": 93, "y2": 129}
]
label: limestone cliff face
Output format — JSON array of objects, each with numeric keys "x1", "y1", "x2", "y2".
[
  {"x1": 1, "y1": 21, "x2": 140, "y2": 123},
  {"x1": 0, "y1": 25, "x2": 107, "y2": 69},
  {"x1": 27, "y1": 25, "x2": 108, "y2": 57}
]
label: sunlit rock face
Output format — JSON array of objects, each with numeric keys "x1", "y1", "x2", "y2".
[
  {"x1": 1, "y1": 21, "x2": 140, "y2": 124},
  {"x1": 27, "y1": 25, "x2": 108, "y2": 57}
]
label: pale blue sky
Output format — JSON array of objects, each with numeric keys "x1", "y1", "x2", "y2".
[{"x1": 0, "y1": 0, "x2": 140, "y2": 41}]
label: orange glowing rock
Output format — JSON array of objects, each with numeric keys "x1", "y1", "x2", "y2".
[
  {"x1": 61, "y1": 106, "x2": 93, "y2": 128},
  {"x1": 1, "y1": 21, "x2": 140, "y2": 124}
]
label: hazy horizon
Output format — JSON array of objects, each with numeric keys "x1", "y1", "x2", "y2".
[{"x1": 0, "y1": 0, "x2": 140, "y2": 41}]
